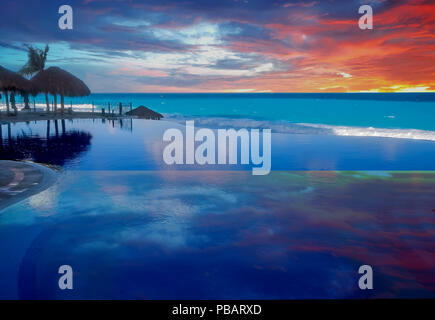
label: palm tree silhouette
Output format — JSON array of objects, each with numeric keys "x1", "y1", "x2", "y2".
[{"x1": 19, "y1": 45, "x2": 51, "y2": 112}]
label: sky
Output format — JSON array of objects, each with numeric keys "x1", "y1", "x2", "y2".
[{"x1": 0, "y1": 0, "x2": 434, "y2": 93}]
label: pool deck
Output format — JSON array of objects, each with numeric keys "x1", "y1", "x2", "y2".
[{"x1": 0, "y1": 160, "x2": 57, "y2": 211}]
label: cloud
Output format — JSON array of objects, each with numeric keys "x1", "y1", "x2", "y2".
[
  {"x1": 337, "y1": 72, "x2": 352, "y2": 78},
  {"x1": 0, "y1": 0, "x2": 433, "y2": 92}
]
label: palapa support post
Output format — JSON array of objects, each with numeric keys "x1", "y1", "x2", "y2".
[
  {"x1": 23, "y1": 92, "x2": 30, "y2": 110},
  {"x1": 108, "y1": 102, "x2": 111, "y2": 114},
  {"x1": 61, "y1": 94, "x2": 65, "y2": 115},
  {"x1": 119, "y1": 102, "x2": 122, "y2": 115},
  {"x1": 54, "y1": 94, "x2": 58, "y2": 113},
  {"x1": 10, "y1": 92, "x2": 17, "y2": 116},
  {"x1": 92, "y1": 101, "x2": 94, "y2": 113},
  {"x1": 45, "y1": 93, "x2": 50, "y2": 113},
  {"x1": 5, "y1": 91, "x2": 10, "y2": 115}
]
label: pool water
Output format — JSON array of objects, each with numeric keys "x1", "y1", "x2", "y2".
[
  {"x1": 0, "y1": 119, "x2": 434, "y2": 299},
  {"x1": 1, "y1": 118, "x2": 435, "y2": 170}
]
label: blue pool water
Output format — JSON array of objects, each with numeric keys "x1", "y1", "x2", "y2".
[
  {"x1": 0, "y1": 168, "x2": 434, "y2": 299},
  {"x1": 0, "y1": 100, "x2": 434, "y2": 299},
  {"x1": 1, "y1": 119, "x2": 435, "y2": 171}
]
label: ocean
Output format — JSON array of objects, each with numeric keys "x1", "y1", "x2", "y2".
[{"x1": 5, "y1": 93, "x2": 435, "y2": 140}]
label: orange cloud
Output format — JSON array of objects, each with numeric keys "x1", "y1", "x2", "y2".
[{"x1": 216, "y1": 1, "x2": 435, "y2": 92}]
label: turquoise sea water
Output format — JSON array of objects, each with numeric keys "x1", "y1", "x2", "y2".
[{"x1": 10, "y1": 93, "x2": 435, "y2": 137}]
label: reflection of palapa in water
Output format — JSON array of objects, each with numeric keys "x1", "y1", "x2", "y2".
[
  {"x1": 0, "y1": 120, "x2": 92, "y2": 166},
  {"x1": 103, "y1": 118, "x2": 133, "y2": 132}
]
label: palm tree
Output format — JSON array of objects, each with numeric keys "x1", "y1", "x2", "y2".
[
  {"x1": 19, "y1": 45, "x2": 51, "y2": 112},
  {"x1": 10, "y1": 92, "x2": 17, "y2": 115},
  {"x1": 21, "y1": 91, "x2": 30, "y2": 110}
]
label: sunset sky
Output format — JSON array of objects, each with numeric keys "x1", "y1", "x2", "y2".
[{"x1": 0, "y1": 0, "x2": 434, "y2": 93}]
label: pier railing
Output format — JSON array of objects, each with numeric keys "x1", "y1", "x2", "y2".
[
  {"x1": 101, "y1": 102, "x2": 133, "y2": 116},
  {"x1": 0, "y1": 100, "x2": 134, "y2": 116}
]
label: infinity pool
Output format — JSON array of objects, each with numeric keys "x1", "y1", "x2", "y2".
[{"x1": 0, "y1": 119, "x2": 434, "y2": 299}]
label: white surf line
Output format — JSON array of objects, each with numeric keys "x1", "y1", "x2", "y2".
[
  {"x1": 298, "y1": 123, "x2": 435, "y2": 141},
  {"x1": 164, "y1": 115, "x2": 435, "y2": 141}
]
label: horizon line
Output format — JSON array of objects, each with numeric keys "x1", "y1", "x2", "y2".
[{"x1": 88, "y1": 91, "x2": 435, "y2": 94}]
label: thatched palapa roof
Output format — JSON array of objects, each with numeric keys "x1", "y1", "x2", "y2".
[
  {"x1": 125, "y1": 106, "x2": 164, "y2": 120},
  {"x1": 31, "y1": 67, "x2": 90, "y2": 97},
  {"x1": 0, "y1": 65, "x2": 32, "y2": 92}
]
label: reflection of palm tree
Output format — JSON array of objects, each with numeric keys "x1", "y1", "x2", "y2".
[
  {"x1": 54, "y1": 120, "x2": 59, "y2": 136},
  {"x1": 0, "y1": 129, "x2": 93, "y2": 166},
  {"x1": 46, "y1": 120, "x2": 50, "y2": 140},
  {"x1": 19, "y1": 45, "x2": 50, "y2": 112}
]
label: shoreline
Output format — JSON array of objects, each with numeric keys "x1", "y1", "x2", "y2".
[
  {"x1": 0, "y1": 160, "x2": 58, "y2": 212},
  {"x1": 0, "y1": 111, "x2": 132, "y2": 124}
]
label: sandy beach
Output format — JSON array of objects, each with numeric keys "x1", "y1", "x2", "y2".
[{"x1": 0, "y1": 160, "x2": 57, "y2": 211}]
